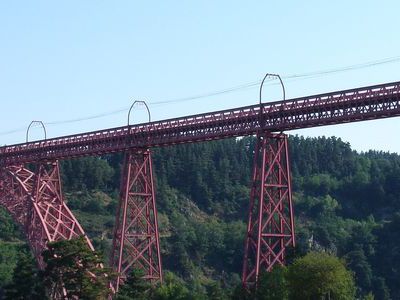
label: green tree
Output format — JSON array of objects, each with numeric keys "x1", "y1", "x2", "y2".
[
  {"x1": 0, "y1": 208, "x2": 20, "y2": 241},
  {"x1": 256, "y1": 266, "x2": 289, "y2": 300},
  {"x1": 345, "y1": 248, "x2": 372, "y2": 295},
  {"x1": 116, "y1": 268, "x2": 151, "y2": 300},
  {"x1": 231, "y1": 284, "x2": 252, "y2": 300},
  {"x1": 0, "y1": 242, "x2": 20, "y2": 289},
  {"x1": 42, "y1": 236, "x2": 112, "y2": 300},
  {"x1": 370, "y1": 277, "x2": 390, "y2": 300},
  {"x1": 373, "y1": 213, "x2": 400, "y2": 298},
  {"x1": 207, "y1": 281, "x2": 229, "y2": 300},
  {"x1": 152, "y1": 272, "x2": 190, "y2": 300},
  {"x1": 287, "y1": 252, "x2": 356, "y2": 300},
  {"x1": 4, "y1": 252, "x2": 47, "y2": 299},
  {"x1": 363, "y1": 292, "x2": 374, "y2": 300}
]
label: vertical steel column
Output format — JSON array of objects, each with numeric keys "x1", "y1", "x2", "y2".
[
  {"x1": 242, "y1": 132, "x2": 295, "y2": 288},
  {"x1": 111, "y1": 149, "x2": 162, "y2": 291}
]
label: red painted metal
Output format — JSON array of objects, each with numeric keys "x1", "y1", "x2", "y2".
[
  {"x1": 111, "y1": 149, "x2": 162, "y2": 291},
  {"x1": 242, "y1": 133, "x2": 295, "y2": 288},
  {"x1": 0, "y1": 165, "x2": 34, "y2": 228},
  {"x1": 0, "y1": 161, "x2": 93, "y2": 268},
  {"x1": 0, "y1": 80, "x2": 399, "y2": 291},
  {"x1": 0, "y1": 81, "x2": 399, "y2": 166}
]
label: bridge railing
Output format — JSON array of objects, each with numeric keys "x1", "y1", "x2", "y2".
[{"x1": 0, "y1": 81, "x2": 399, "y2": 163}]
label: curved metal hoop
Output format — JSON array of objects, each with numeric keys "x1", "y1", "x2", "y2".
[
  {"x1": 26, "y1": 121, "x2": 47, "y2": 143},
  {"x1": 127, "y1": 100, "x2": 151, "y2": 126},
  {"x1": 259, "y1": 73, "x2": 286, "y2": 104}
]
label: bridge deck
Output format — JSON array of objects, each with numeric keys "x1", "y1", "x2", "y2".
[{"x1": 1, "y1": 81, "x2": 400, "y2": 165}]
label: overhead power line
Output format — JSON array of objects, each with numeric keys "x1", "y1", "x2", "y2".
[
  {"x1": 1, "y1": 55, "x2": 400, "y2": 137},
  {"x1": 151, "y1": 55, "x2": 400, "y2": 105}
]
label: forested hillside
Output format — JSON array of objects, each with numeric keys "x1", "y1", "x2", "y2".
[{"x1": 0, "y1": 135, "x2": 399, "y2": 299}]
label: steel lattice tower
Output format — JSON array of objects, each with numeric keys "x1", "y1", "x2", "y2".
[
  {"x1": 242, "y1": 132, "x2": 295, "y2": 288},
  {"x1": 0, "y1": 161, "x2": 94, "y2": 269},
  {"x1": 111, "y1": 149, "x2": 162, "y2": 291}
]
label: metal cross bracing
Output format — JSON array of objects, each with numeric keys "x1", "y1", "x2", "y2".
[
  {"x1": 242, "y1": 133, "x2": 295, "y2": 288},
  {"x1": 0, "y1": 80, "x2": 400, "y2": 295},
  {"x1": 0, "y1": 81, "x2": 400, "y2": 166},
  {"x1": 0, "y1": 161, "x2": 94, "y2": 269},
  {"x1": 111, "y1": 149, "x2": 162, "y2": 291}
]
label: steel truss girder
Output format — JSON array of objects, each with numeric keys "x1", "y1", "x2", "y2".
[
  {"x1": 0, "y1": 161, "x2": 93, "y2": 269},
  {"x1": 111, "y1": 149, "x2": 162, "y2": 291},
  {"x1": 1, "y1": 81, "x2": 400, "y2": 165},
  {"x1": 242, "y1": 132, "x2": 295, "y2": 288}
]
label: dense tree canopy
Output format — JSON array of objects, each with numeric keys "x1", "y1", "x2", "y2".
[
  {"x1": 287, "y1": 252, "x2": 356, "y2": 299},
  {"x1": 256, "y1": 266, "x2": 289, "y2": 300},
  {"x1": 42, "y1": 237, "x2": 112, "y2": 299},
  {"x1": 4, "y1": 252, "x2": 46, "y2": 300}
]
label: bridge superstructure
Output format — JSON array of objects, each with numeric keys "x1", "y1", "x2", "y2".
[{"x1": 0, "y1": 81, "x2": 399, "y2": 291}]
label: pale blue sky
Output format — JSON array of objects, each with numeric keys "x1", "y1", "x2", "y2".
[{"x1": 0, "y1": 1, "x2": 399, "y2": 152}]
